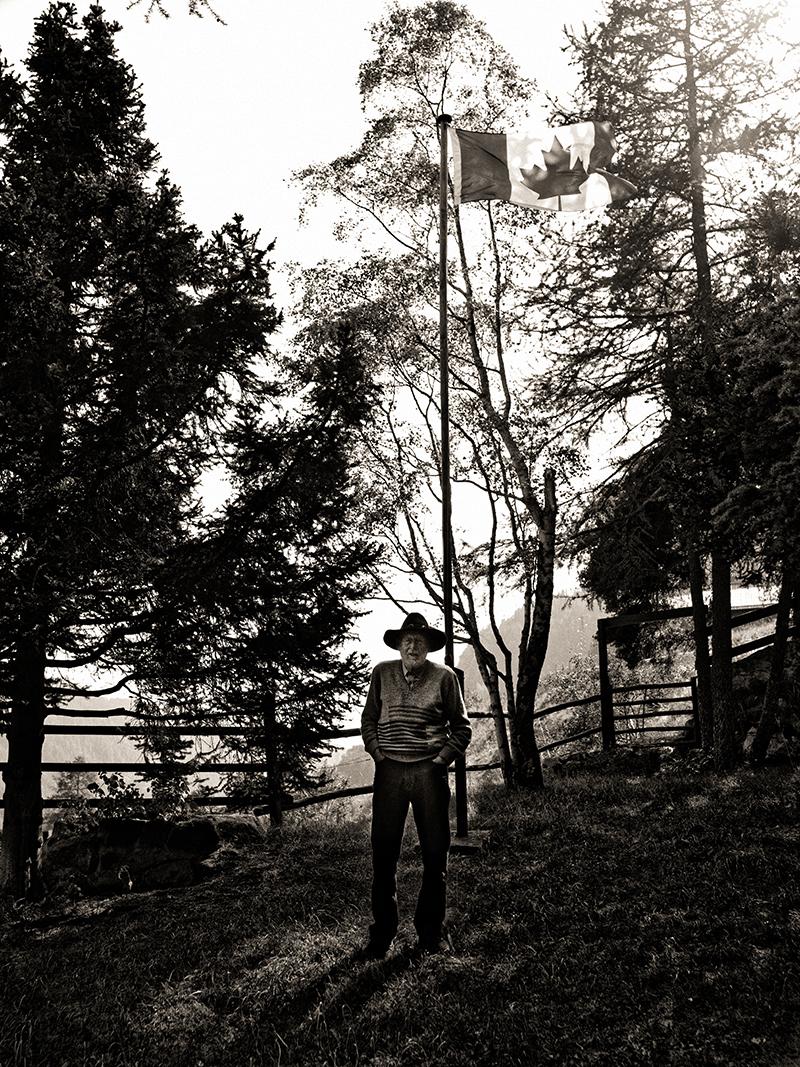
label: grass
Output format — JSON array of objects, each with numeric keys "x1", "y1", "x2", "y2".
[{"x1": 2, "y1": 766, "x2": 800, "y2": 1066}]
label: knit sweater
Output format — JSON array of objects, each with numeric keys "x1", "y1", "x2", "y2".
[{"x1": 361, "y1": 659, "x2": 472, "y2": 765}]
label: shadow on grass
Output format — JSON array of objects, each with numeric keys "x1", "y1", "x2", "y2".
[
  {"x1": 4, "y1": 772, "x2": 800, "y2": 1066},
  {"x1": 243, "y1": 943, "x2": 416, "y2": 1048}
]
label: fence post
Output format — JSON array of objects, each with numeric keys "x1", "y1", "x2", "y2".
[
  {"x1": 597, "y1": 618, "x2": 616, "y2": 750},
  {"x1": 263, "y1": 688, "x2": 283, "y2": 828},
  {"x1": 689, "y1": 676, "x2": 700, "y2": 748},
  {"x1": 454, "y1": 667, "x2": 468, "y2": 838}
]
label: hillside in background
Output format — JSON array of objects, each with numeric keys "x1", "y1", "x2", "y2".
[
  {"x1": 2, "y1": 698, "x2": 223, "y2": 816},
  {"x1": 0, "y1": 596, "x2": 608, "y2": 808},
  {"x1": 0, "y1": 698, "x2": 142, "y2": 804},
  {"x1": 457, "y1": 595, "x2": 604, "y2": 711},
  {"x1": 325, "y1": 597, "x2": 605, "y2": 784}
]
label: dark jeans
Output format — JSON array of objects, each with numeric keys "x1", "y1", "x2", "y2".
[{"x1": 369, "y1": 756, "x2": 451, "y2": 947}]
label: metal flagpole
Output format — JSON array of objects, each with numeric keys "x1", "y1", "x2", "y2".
[
  {"x1": 437, "y1": 113, "x2": 454, "y2": 669},
  {"x1": 437, "y1": 113, "x2": 469, "y2": 840}
]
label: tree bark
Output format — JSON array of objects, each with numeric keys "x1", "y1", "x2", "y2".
[
  {"x1": 452, "y1": 202, "x2": 556, "y2": 789},
  {"x1": 711, "y1": 553, "x2": 738, "y2": 770},
  {"x1": 750, "y1": 568, "x2": 793, "y2": 766},
  {"x1": 472, "y1": 647, "x2": 514, "y2": 788},
  {"x1": 683, "y1": 0, "x2": 734, "y2": 768},
  {"x1": 490, "y1": 691, "x2": 514, "y2": 790},
  {"x1": 511, "y1": 469, "x2": 556, "y2": 791},
  {"x1": 688, "y1": 549, "x2": 713, "y2": 751},
  {"x1": 682, "y1": 0, "x2": 714, "y2": 316},
  {"x1": 0, "y1": 638, "x2": 47, "y2": 899},
  {"x1": 791, "y1": 579, "x2": 800, "y2": 694}
]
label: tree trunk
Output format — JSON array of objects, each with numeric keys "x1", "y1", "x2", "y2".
[
  {"x1": 688, "y1": 549, "x2": 713, "y2": 750},
  {"x1": 472, "y1": 647, "x2": 514, "y2": 788},
  {"x1": 681, "y1": 0, "x2": 714, "y2": 314},
  {"x1": 511, "y1": 469, "x2": 556, "y2": 791},
  {"x1": 0, "y1": 638, "x2": 47, "y2": 900},
  {"x1": 791, "y1": 580, "x2": 800, "y2": 694},
  {"x1": 683, "y1": 0, "x2": 733, "y2": 767},
  {"x1": 710, "y1": 553, "x2": 738, "y2": 771},
  {"x1": 750, "y1": 568, "x2": 793, "y2": 766},
  {"x1": 490, "y1": 691, "x2": 514, "y2": 789}
]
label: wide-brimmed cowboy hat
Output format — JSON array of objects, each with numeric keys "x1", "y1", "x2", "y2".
[{"x1": 383, "y1": 612, "x2": 446, "y2": 652}]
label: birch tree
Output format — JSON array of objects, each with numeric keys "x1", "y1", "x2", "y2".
[{"x1": 296, "y1": 2, "x2": 582, "y2": 789}]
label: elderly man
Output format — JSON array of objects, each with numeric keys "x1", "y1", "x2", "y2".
[{"x1": 360, "y1": 612, "x2": 471, "y2": 957}]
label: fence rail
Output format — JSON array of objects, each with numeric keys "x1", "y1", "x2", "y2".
[
  {"x1": 613, "y1": 695, "x2": 692, "y2": 707},
  {"x1": 730, "y1": 626, "x2": 799, "y2": 659},
  {"x1": 0, "y1": 677, "x2": 696, "y2": 815},
  {"x1": 0, "y1": 762, "x2": 277, "y2": 773},
  {"x1": 614, "y1": 710, "x2": 693, "y2": 723},
  {"x1": 469, "y1": 693, "x2": 600, "y2": 722},
  {"x1": 0, "y1": 691, "x2": 621, "y2": 813},
  {"x1": 3, "y1": 600, "x2": 789, "y2": 816},
  {"x1": 612, "y1": 681, "x2": 692, "y2": 694},
  {"x1": 0, "y1": 722, "x2": 362, "y2": 739}
]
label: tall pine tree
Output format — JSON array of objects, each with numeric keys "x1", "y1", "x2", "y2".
[
  {"x1": 0, "y1": 4, "x2": 280, "y2": 897},
  {"x1": 549, "y1": 0, "x2": 799, "y2": 767}
]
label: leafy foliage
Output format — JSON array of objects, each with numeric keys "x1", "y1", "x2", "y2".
[
  {"x1": 549, "y1": 0, "x2": 800, "y2": 539},
  {"x1": 296, "y1": 0, "x2": 585, "y2": 788},
  {"x1": 550, "y1": 0, "x2": 800, "y2": 768}
]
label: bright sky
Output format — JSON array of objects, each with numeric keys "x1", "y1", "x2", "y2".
[
  {"x1": 2, "y1": 0, "x2": 791, "y2": 754},
  {"x1": 1, "y1": 0, "x2": 606, "y2": 673},
  {"x1": 0, "y1": 0, "x2": 601, "y2": 268}
]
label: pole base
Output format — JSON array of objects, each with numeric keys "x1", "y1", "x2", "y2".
[{"x1": 450, "y1": 830, "x2": 491, "y2": 854}]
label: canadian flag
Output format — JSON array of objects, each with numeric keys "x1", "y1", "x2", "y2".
[{"x1": 451, "y1": 121, "x2": 637, "y2": 212}]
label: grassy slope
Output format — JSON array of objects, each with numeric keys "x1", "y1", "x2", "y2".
[{"x1": 2, "y1": 768, "x2": 799, "y2": 1067}]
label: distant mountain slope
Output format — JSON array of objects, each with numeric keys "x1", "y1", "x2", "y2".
[
  {"x1": 326, "y1": 596, "x2": 605, "y2": 786},
  {"x1": 8, "y1": 596, "x2": 610, "y2": 808},
  {"x1": 324, "y1": 745, "x2": 375, "y2": 791},
  {"x1": 0, "y1": 698, "x2": 143, "y2": 805},
  {"x1": 457, "y1": 595, "x2": 604, "y2": 710}
]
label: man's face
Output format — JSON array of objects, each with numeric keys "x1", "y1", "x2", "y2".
[{"x1": 399, "y1": 631, "x2": 429, "y2": 672}]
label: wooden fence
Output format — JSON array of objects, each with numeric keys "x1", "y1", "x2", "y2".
[
  {"x1": 0, "y1": 693, "x2": 612, "y2": 816},
  {"x1": 0, "y1": 599, "x2": 786, "y2": 816},
  {"x1": 596, "y1": 601, "x2": 786, "y2": 752}
]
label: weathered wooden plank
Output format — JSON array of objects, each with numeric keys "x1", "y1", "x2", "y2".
[
  {"x1": 30, "y1": 796, "x2": 264, "y2": 810},
  {"x1": 612, "y1": 680, "x2": 691, "y2": 694},
  {"x1": 728, "y1": 604, "x2": 780, "y2": 629},
  {"x1": 533, "y1": 695, "x2": 601, "y2": 719},
  {"x1": 730, "y1": 626, "x2": 799, "y2": 658},
  {"x1": 539, "y1": 726, "x2": 603, "y2": 752},
  {"x1": 8, "y1": 724, "x2": 362, "y2": 739},
  {"x1": 614, "y1": 696, "x2": 694, "y2": 707},
  {"x1": 614, "y1": 710, "x2": 693, "y2": 723},
  {"x1": 615, "y1": 726, "x2": 693, "y2": 734},
  {"x1": 602, "y1": 607, "x2": 695, "y2": 628},
  {"x1": 280, "y1": 785, "x2": 374, "y2": 810},
  {"x1": 2, "y1": 762, "x2": 274, "y2": 773},
  {"x1": 459, "y1": 695, "x2": 601, "y2": 722}
]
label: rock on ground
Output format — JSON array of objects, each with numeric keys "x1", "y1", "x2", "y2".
[{"x1": 41, "y1": 813, "x2": 267, "y2": 896}]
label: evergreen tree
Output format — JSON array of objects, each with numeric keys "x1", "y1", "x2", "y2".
[
  {"x1": 143, "y1": 318, "x2": 380, "y2": 824},
  {"x1": 550, "y1": 0, "x2": 799, "y2": 768},
  {"x1": 0, "y1": 4, "x2": 280, "y2": 897},
  {"x1": 710, "y1": 202, "x2": 800, "y2": 761},
  {"x1": 52, "y1": 756, "x2": 98, "y2": 803}
]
